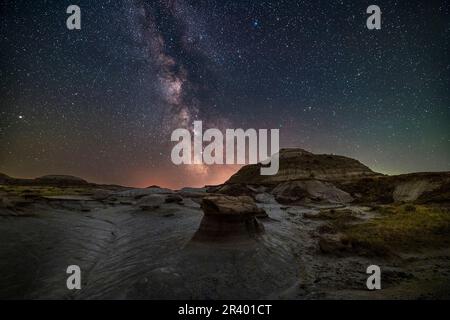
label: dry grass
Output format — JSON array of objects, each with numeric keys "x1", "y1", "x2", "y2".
[
  {"x1": 340, "y1": 205, "x2": 450, "y2": 255},
  {"x1": 0, "y1": 185, "x2": 92, "y2": 197}
]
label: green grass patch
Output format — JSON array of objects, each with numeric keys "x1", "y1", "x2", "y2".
[
  {"x1": 340, "y1": 205, "x2": 450, "y2": 255},
  {"x1": 305, "y1": 208, "x2": 359, "y2": 228}
]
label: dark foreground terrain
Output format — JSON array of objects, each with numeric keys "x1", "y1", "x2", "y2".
[{"x1": 1, "y1": 149, "x2": 449, "y2": 299}]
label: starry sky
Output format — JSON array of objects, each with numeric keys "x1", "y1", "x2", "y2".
[{"x1": 1, "y1": 0, "x2": 449, "y2": 189}]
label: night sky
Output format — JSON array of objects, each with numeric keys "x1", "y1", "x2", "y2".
[{"x1": 1, "y1": 0, "x2": 449, "y2": 189}]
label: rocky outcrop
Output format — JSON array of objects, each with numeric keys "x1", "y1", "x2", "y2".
[
  {"x1": 192, "y1": 196, "x2": 266, "y2": 242},
  {"x1": 91, "y1": 189, "x2": 114, "y2": 201},
  {"x1": 179, "y1": 187, "x2": 207, "y2": 193},
  {"x1": 226, "y1": 148, "x2": 381, "y2": 185},
  {"x1": 224, "y1": 148, "x2": 450, "y2": 205},
  {"x1": 115, "y1": 187, "x2": 173, "y2": 199},
  {"x1": 416, "y1": 180, "x2": 450, "y2": 204},
  {"x1": 137, "y1": 194, "x2": 166, "y2": 210},
  {"x1": 0, "y1": 173, "x2": 90, "y2": 186},
  {"x1": 165, "y1": 194, "x2": 183, "y2": 204},
  {"x1": 254, "y1": 192, "x2": 277, "y2": 204},
  {"x1": 214, "y1": 184, "x2": 255, "y2": 197},
  {"x1": 272, "y1": 180, "x2": 353, "y2": 204},
  {"x1": 318, "y1": 234, "x2": 351, "y2": 254},
  {"x1": 34, "y1": 175, "x2": 89, "y2": 186},
  {"x1": 0, "y1": 173, "x2": 12, "y2": 184},
  {"x1": 393, "y1": 178, "x2": 444, "y2": 202},
  {"x1": 145, "y1": 186, "x2": 174, "y2": 193},
  {"x1": 339, "y1": 172, "x2": 450, "y2": 204},
  {"x1": 136, "y1": 194, "x2": 184, "y2": 210}
]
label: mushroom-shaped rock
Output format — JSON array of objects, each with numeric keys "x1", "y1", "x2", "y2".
[{"x1": 192, "y1": 196, "x2": 265, "y2": 242}]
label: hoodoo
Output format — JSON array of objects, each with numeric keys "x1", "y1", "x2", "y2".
[{"x1": 192, "y1": 195, "x2": 266, "y2": 242}]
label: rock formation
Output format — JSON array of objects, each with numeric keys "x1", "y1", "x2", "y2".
[
  {"x1": 34, "y1": 175, "x2": 89, "y2": 186},
  {"x1": 0, "y1": 173, "x2": 12, "y2": 184},
  {"x1": 338, "y1": 172, "x2": 450, "y2": 204},
  {"x1": 0, "y1": 173, "x2": 90, "y2": 186},
  {"x1": 192, "y1": 196, "x2": 266, "y2": 242},
  {"x1": 115, "y1": 187, "x2": 173, "y2": 199},
  {"x1": 137, "y1": 194, "x2": 166, "y2": 210},
  {"x1": 226, "y1": 148, "x2": 381, "y2": 185},
  {"x1": 272, "y1": 180, "x2": 353, "y2": 204},
  {"x1": 254, "y1": 192, "x2": 277, "y2": 204},
  {"x1": 392, "y1": 175, "x2": 447, "y2": 202},
  {"x1": 165, "y1": 194, "x2": 183, "y2": 204},
  {"x1": 224, "y1": 148, "x2": 450, "y2": 205}
]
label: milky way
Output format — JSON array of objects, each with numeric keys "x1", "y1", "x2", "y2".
[{"x1": 0, "y1": 0, "x2": 449, "y2": 188}]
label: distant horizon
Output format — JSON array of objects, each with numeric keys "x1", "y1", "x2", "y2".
[{"x1": 2, "y1": 146, "x2": 450, "y2": 189}]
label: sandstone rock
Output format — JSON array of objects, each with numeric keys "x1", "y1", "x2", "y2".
[
  {"x1": 393, "y1": 179, "x2": 442, "y2": 202},
  {"x1": 303, "y1": 180, "x2": 353, "y2": 203},
  {"x1": 178, "y1": 187, "x2": 208, "y2": 199},
  {"x1": 339, "y1": 172, "x2": 450, "y2": 204},
  {"x1": 179, "y1": 187, "x2": 207, "y2": 193},
  {"x1": 182, "y1": 198, "x2": 201, "y2": 208},
  {"x1": 92, "y1": 189, "x2": 113, "y2": 201},
  {"x1": 272, "y1": 181, "x2": 309, "y2": 203},
  {"x1": 303, "y1": 211, "x2": 320, "y2": 219},
  {"x1": 214, "y1": 184, "x2": 254, "y2": 197},
  {"x1": 272, "y1": 180, "x2": 353, "y2": 204},
  {"x1": 115, "y1": 187, "x2": 173, "y2": 199},
  {"x1": 247, "y1": 185, "x2": 267, "y2": 193},
  {"x1": 34, "y1": 175, "x2": 89, "y2": 186},
  {"x1": 147, "y1": 185, "x2": 161, "y2": 188},
  {"x1": 226, "y1": 148, "x2": 381, "y2": 184},
  {"x1": 192, "y1": 196, "x2": 265, "y2": 242},
  {"x1": 137, "y1": 194, "x2": 166, "y2": 210},
  {"x1": 318, "y1": 234, "x2": 351, "y2": 254},
  {"x1": 254, "y1": 207, "x2": 269, "y2": 218},
  {"x1": 145, "y1": 186, "x2": 174, "y2": 193},
  {"x1": 254, "y1": 192, "x2": 277, "y2": 204},
  {"x1": 0, "y1": 173, "x2": 12, "y2": 184},
  {"x1": 165, "y1": 194, "x2": 183, "y2": 204},
  {"x1": 205, "y1": 185, "x2": 222, "y2": 193}
]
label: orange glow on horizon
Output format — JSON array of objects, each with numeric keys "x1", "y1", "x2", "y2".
[{"x1": 131, "y1": 164, "x2": 242, "y2": 189}]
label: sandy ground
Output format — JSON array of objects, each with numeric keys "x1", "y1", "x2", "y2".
[{"x1": 0, "y1": 198, "x2": 449, "y2": 299}]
